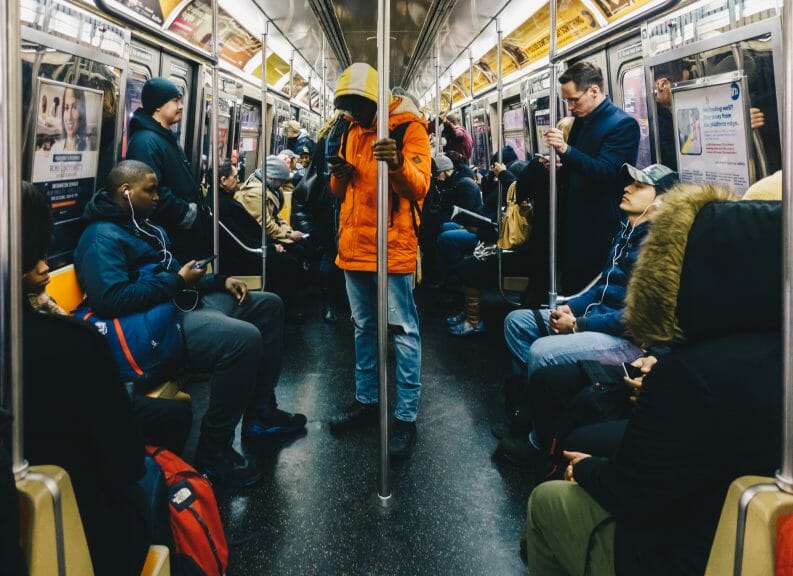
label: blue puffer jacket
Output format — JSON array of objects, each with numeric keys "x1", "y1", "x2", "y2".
[
  {"x1": 566, "y1": 219, "x2": 649, "y2": 336},
  {"x1": 74, "y1": 190, "x2": 225, "y2": 318}
]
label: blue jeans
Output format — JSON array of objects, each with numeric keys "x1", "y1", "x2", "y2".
[
  {"x1": 436, "y1": 222, "x2": 477, "y2": 279},
  {"x1": 503, "y1": 309, "x2": 643, "y2": 378},
  {"x1": 345, "y1": 271, "x2": 422, "y2": 422}
]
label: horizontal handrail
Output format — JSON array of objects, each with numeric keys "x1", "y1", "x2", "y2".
[{"x1": 218, "y1": 221, "x2": 264, "y2": 255}]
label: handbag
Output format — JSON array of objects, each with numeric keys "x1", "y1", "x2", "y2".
[
  {"x1": 73, "y1": 266, "x2": 183, "y2": 392},
  {"x1": 497, "y1": 181, "x2": 533, "y2": 249}
]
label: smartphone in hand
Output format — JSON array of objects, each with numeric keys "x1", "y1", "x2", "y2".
[
  {"x1": 193, "y1": 255, "x2": 217, "y2": 269},
  {"x1": 622, "y1": 362, "x2": 643, "y2": 379},
  {"x1": 534, "y1": 153, "x2": 550, "y2": 160}
]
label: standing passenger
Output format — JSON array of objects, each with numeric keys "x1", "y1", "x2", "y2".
[
  {"x1": 126, "y1": 77, "x2": 211, "y2": 264},
  {"x1": 543, "y1": 62, "x2": 640, "y2": 293},
  {"x1": 326, "y1": 64, "x2": 431, "y2": 459}
]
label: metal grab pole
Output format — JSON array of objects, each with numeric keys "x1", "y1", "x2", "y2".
[
  {"x1": 260, "y1": 26, "x2": 269, "y2": 290},
  {"x1": 435, "y1": 43, "x2": 441, "y2": 155},
  {"x1": 547, "y1": 0, "x2": 559, "y2": 310},
  {"x1": 376, "y1": 0, "x2": 392, "y2": 502},
  {"x1": 321, "y1": 37, "x2": 327, "y2": 124},
  {"x1": 211, "y1": 0, "x2": 220, "y2": 271},
  {"x1": 776, "y1": 0, "x2": 793, "y2": 494},
  {"x1": 495, "y1": 17, "x2": 516, "y2": 305},
  {"x1": 469, "y1": 50, "x2": 474, "y2": 100},
  {"x1": 2, "y1": 0, "x2": 25, "y2": 480},
  {"x1": 289, "y1": 52, "x2": 295, "y2": 100}
]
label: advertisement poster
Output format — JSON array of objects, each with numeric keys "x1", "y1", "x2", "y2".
[
  {"x1": 672, "y1": 72, "x2": 751, "y2": 195},
  {"x1": 32, "y1": 79, "x2": 103, "y2": 263},
  {"x1": 534, "y1": 110, "x2": 551, "y2": 155}
]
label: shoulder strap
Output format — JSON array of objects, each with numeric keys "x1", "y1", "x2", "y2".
[{"x1": 388, "y1": 120, "x2": 422, "y2": 235}]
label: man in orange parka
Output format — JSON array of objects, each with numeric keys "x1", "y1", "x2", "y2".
[{"x1": 327, "y1": 63, "x2": 431, "y2": 459}]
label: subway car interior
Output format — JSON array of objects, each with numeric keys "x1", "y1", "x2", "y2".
[{"x1": 2, "y1": 0, "x2": 793, "y2": 574}]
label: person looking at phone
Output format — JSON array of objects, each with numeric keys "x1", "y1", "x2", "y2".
[
  {"x1": 326, "y1": 64, "x2": 431, "y2": 460},
  {"x1": 541, "y1": 61, "x2": 641, "y2": 294},
  {"x1": 74, "y1": 160, "x2": 307, "y2": 489}
]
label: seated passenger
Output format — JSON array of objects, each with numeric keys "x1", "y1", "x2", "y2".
[
  {"x1": 217, "y1": 161, "x2": 303, "y2": 313},
  {"x1": 22, "y1": 181, "x2": 193, "y2": 456},
  {"x1": 427, "y1": 153, "x2": 482, "y2": 283},
  {"x1": 21, "y1": 179, "x2": 151, "y2": 575},
  {"x1": 525, "y1": 183, "x2": 782, "y2": 576},
  {"x1": 235, "y1": 156, "x2": 308, "y2": 322},
  {"x1": 502, "y1": 163, "x2": 677, "y2": 375},
  {"x1": 73, "y1": 160, "x2": 307, "y2": 488}
]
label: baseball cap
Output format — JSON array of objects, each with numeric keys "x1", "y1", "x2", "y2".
[{"x1": 622, "y1": 163, "x2": 678, "y2": 193}]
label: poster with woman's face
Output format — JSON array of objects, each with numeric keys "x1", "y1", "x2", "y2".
[
  {"x1": 31, "y1": 79, "x2": 104, "y2": 263},
  {"x1": 32, "y1": 79, "x2": 103, "y2": 183}
]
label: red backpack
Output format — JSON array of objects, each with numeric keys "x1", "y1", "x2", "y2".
[{"x1": 146, "y1": 446, "x2": 229, "y2": 576}]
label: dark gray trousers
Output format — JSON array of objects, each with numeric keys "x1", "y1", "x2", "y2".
[{"x1": 180, "y1": 290, "x2": 284, "y2": 453}]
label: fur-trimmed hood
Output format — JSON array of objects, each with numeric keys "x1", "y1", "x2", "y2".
[
  {"x1": 624, "y1": 184, "x2": 732, "y2": 345},
  {"x1": 624, "y1": 183, "x2": 782, "y2": 346}
]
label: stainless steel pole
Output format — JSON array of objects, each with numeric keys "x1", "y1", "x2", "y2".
[
  {"x1": 2, "y1": 0, "x2": 25, "y2": 480},
  {"x1": 211, "y1": 0, "x2": 220, "y2": 271},
  {"x1": 435, "y1": 43, "x2": 441, "y2": 155},
  {"x1": 260, "y1": 27, "x2": 269, "y2": 290},
  {"x1": 496, "y1": 18, "x2": 503, "y2": 166},
  {"x1": 448, "y1": 74, "x2": 453, "y2": 111},
  {"x1": 289, "y1": 52, "x2": 295, "y2": 101},
  {"x1": 321, "y1": 37, "x2": 327, "y2": 124},
  {"x1": 469, "y1": 50, "x2": 475, "y2": 100},
  {"x1": 776, "y1": 0, "x2": 793, "y2": 494},
  {"x1": 376, "y1": 0, "x2": 392, "y2": 502},
  {"x1": 548, "y1": 0, "x2": 559, "y2": 310},
  {"x1": 495, "y1": 17, "x2": 515, "y2": 305}
]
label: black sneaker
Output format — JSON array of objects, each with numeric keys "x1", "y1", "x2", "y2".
[
  {"x1": 329, "y1": 401, "x2": 378, "y2": 433},
  {"x1": 195, "y1": 445, "x2": 263, "y2": 489},
  {"x1": 495, "y1": 437, "x2": 544, "y2": 467},
  {"x1": 388, "y1": 419, "x2": 416, "y2": 460},
  {"x1": 243, "y1": 409, "x2": 307, "y2": 439}
]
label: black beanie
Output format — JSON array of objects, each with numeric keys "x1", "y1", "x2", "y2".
[{"x1": 142, "y1": 77, "x2": 182, "y2": 114}]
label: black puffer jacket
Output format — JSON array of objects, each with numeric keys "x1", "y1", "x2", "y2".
[
  {"x1": 574, "y1": 186, "x2": 783, "y2": 575},
  {"x1": 126, "y1": 109, "x2": 212, "y2": 262}
]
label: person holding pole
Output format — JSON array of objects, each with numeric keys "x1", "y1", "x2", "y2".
[{"x1": 326, "y1": 63, "x2": 431, "y2": 460}]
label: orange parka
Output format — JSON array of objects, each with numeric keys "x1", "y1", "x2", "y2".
[{"x1": 330, "y1": 96, "x2": 431, "y2": 273}]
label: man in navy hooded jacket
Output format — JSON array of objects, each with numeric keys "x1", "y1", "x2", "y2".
[
  {"x1": 126, "y1": 77, "x2": 211, "y2": 263},
  {"x1": 74, "y1": 160, "x2": 306, "y2": 489}
]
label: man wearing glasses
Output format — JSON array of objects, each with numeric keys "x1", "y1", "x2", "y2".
[{"x1": 541, "y1": 61, "x2": 640, "y2": 294}]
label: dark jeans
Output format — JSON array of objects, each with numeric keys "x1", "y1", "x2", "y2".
[
  {"x1": 180, "y1": 291, "x2": 284, "y2": 454},
  {"x1": 131, "y1": 395, "x2": 193, "y2": 455}
]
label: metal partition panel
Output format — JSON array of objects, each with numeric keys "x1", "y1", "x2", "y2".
[{"x1": 4, "y1": 0, "x2": 25, "y2": 478}]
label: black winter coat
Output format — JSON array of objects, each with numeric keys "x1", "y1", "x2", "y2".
[
  {"x1": 575, "y1": 195, "x2": 784, "y2": 575},
  {"x1": 126, "y1": 109, "x2": 212, "y2": 262},
  {"x1": 23, "y1": 305, "x2": 149, "y2": 575},
  {"x1": 558, "y1": 98, "x2": 639, "y2": 293},
  {"x1": 218, "y1": 190, "x2": 264, "y2": 275}
]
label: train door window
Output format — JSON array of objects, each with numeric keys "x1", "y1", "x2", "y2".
[
  {"x1": 122, "y1": 68, "x2": 150, "y2": 158},
  {"x1": 502, "y1": 105, "x2": 526, "y2": 161},
  {"x1": 469, "y1": 104, "x2": 491, "y2": 171},
  {"x1": 698, "y1": 38, "x2": 781, "y2": 175},
  {"x1": 620, "y1": 65, "x2": 651, "y2": 169}
]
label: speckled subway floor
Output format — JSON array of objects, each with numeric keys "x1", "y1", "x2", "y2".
[{"x1": 183, "y1": 286, "x2": 534, "y2": 575}]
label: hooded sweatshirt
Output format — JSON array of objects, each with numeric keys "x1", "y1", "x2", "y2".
[
  {"x1": 74, "y1": 189, "x2": 224, "y2": 318},
  {"x1": 126, "y1": 109, "x2": 212, "y2": 262},
  {"x1": 329, "y1": 95, "x2": 431, "y2": 274}
]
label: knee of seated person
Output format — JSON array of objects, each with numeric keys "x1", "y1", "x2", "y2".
[{"x1": 527, "y1": 480, "x2": 580, "y2": 526}]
